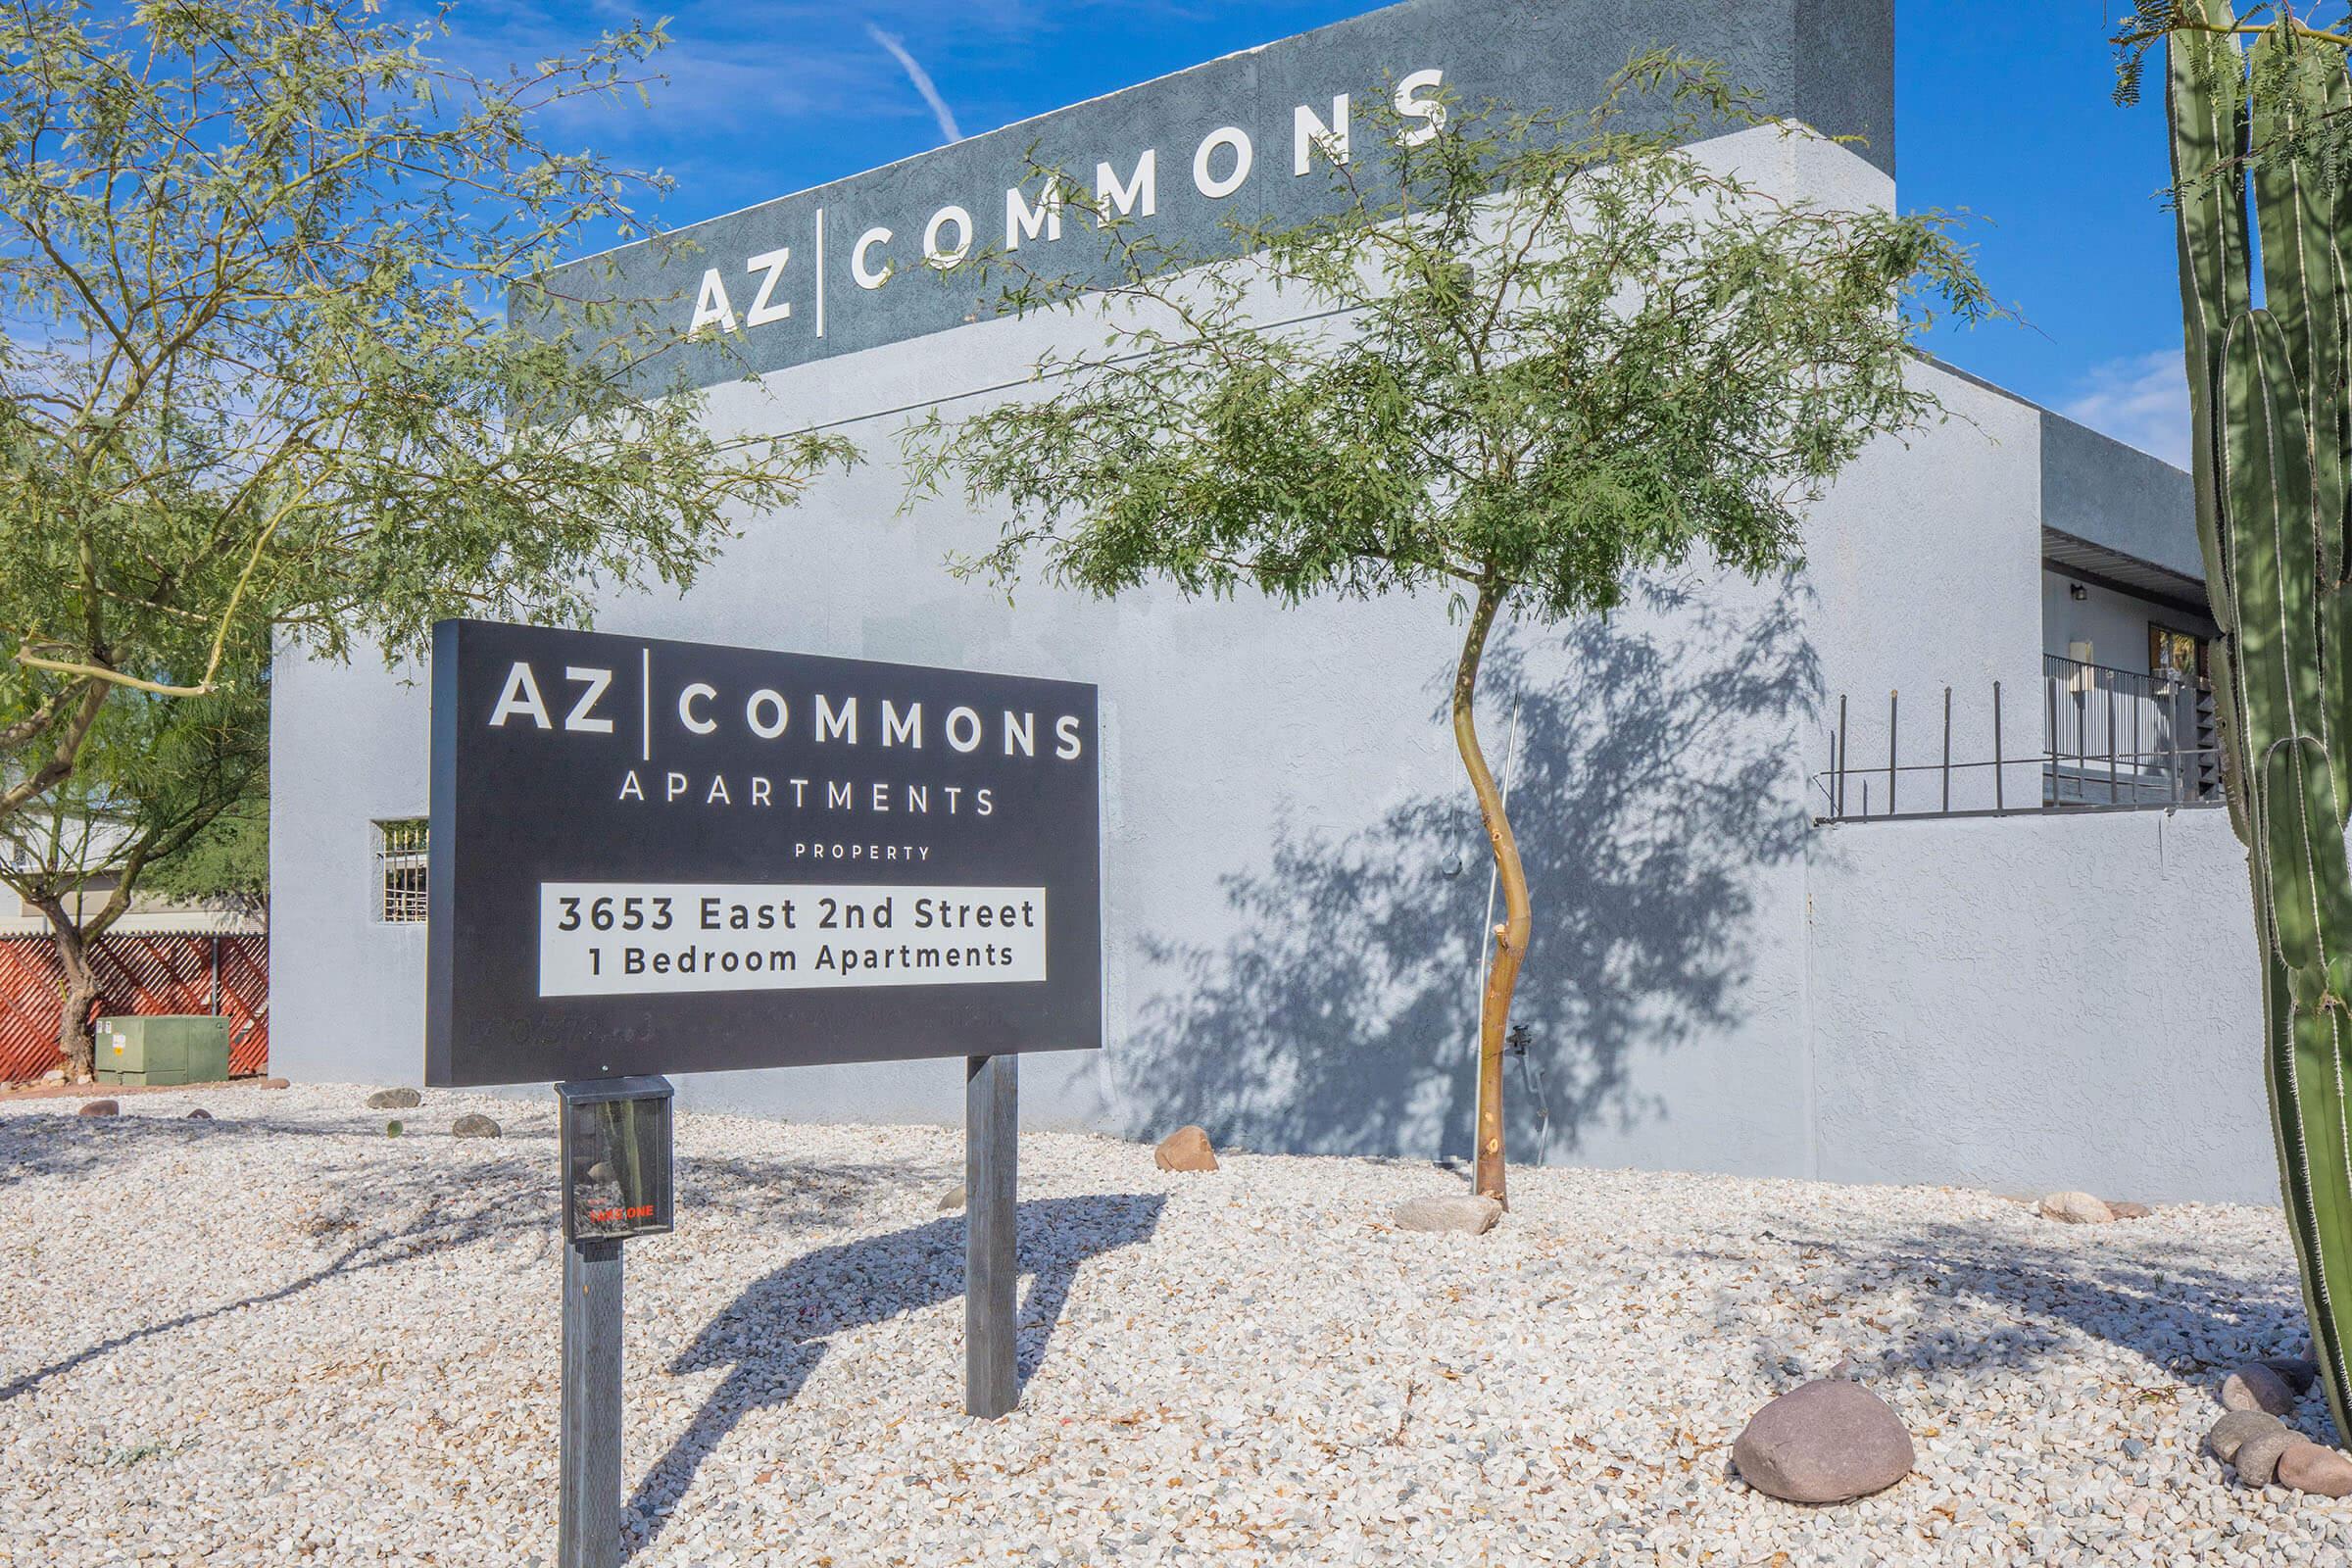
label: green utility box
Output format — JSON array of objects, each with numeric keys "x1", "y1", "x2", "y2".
[{"x1": 94, "y1": 1015, "x2": 231, "y2": 1086}]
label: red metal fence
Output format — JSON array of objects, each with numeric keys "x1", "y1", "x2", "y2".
[{"x1": 0, "y1": 933, "x2": 268, "y2": 1081}]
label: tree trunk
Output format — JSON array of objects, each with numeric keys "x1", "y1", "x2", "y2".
[
  {"x1": 52, "y1": 921, "x2": 99, "y2": 1083},
  {"x1": 1450, "y1": 583, "x2": 1531, "y2": 1206}
]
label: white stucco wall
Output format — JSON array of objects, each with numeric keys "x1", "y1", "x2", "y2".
[
  {"x1": 1802, "y1": 368, "x2": 2044, "y2": 819},
  {"x1": 1805, "y1": 805, "x2": 2274, "y2": 1204},
  {"x1": 2042, "y1": 573, "x2": 2181, "y2": 675}
]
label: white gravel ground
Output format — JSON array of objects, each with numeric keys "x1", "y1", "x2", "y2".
[{"x1": 2, "y1": 1082, "x2": 2348, "y2": 1566}]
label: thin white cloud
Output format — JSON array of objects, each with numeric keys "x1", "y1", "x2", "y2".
[
  {"x1": 866, "y1": 24, "x2": 963, "y2": 145},
  {"x1": 2061, "y1": 350, "x2": 2190, "y2": 468}
]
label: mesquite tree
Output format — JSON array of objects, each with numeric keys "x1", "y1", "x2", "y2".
[
  {"x1": 907, "y1": 55, "x2": 1992, "y2": 1203},
  {"x1": 2120, "y1": 0, "x2": 2352, "y2": 1444},
  {"x1": 0, "y1": 1, "x2": 851, "y2": 834}
]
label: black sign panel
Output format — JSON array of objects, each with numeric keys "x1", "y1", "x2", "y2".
[{"x1": 426, "y1": 619, "x2": 1102, "y2": 1086}]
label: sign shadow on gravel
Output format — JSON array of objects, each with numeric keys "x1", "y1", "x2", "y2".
[
  {"x1": 0, "y1": 1115, "x2": 903, "y2": 1404},
  {"x1": 0, "y1": 1115, "x2": 550, "y2": 1403},
  {"x1": 625, "y1": 1193, "x2": 1165, "y2": 1556}
]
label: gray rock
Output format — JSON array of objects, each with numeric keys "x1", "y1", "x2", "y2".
[
  {"x1": 451, "y1": 1113, "x2": 502, "y2": 1139},
  {"x1": 1732, "y1": 1380, "x2": 1915, "y2": 1504},
  {"x1": 1392, "y1": 1195, "x2": 1503, "y2": 1236},
  {"x1": 2233, "y1": 1426, "x2": 2303, "y2": 1488},
  {"x1": 2263, "y1": 1356, "x2": 2322, "y2": 1396},
  {"x1": 2206, "y1": 1410, "x2": 2286, "y2": 1463},
  {"x1": 366, "y1": 1088, "x2": 420, "y2": 1110},
  {"x1": 937, "y1": 1185, "x2": 966, "y2": 1211},
  {"x1": 2279, "y1": 1441, "x2": 2352, "y2": 1498},
  {"x1": 2037, "y1": 1191, "x2": 2115, "y2": 1225},
  {"x1": 2222, "y1": 1363, "x2": 2298, "y2": 1416},
  {"x1": 75, "y1": 1100, "x2": 119, "y2": 1118}
]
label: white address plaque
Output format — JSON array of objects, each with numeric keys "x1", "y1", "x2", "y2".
[{"x1": 538, "y1": 883, "x2": 1049, "y2": 997}]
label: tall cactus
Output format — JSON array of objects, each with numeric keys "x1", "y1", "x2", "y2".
[{"x1": 2169, "y1": 6, "x2": 2352, "y2": 1444}]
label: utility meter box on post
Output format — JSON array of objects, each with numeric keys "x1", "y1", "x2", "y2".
[
  {"x1": 556, "y1": 1077, "x2": 674, "y2": 1243},
  {"x1": 95, "y1": 1015, "x2": 231, "y2": 1086}
]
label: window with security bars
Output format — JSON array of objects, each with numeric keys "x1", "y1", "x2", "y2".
[{"x1": 375, "y1": 819, "x2": 429, "y2": 923}]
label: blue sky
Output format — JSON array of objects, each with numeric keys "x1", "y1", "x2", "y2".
[{"x1": 463, "y1": 1, "x2": 2188, "y2": 464}]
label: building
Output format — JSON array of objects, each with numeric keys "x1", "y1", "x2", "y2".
[{"x1": 271, "y1": 0, "x2": 2274, "y2": 1201}]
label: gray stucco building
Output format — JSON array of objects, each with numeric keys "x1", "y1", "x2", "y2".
[{"x1": 272, "y1": 0, "x2": 2274, "y2": 1202}]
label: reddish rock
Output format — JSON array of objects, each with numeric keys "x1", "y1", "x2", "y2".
[
  {"x1": 2278, "y1": 1442, "x2": 2352, "y2": 1498},
  {"x1": 1733, "y1": 1381, "x2": 1915, "y2": 1504},
  {"x1": 1153, "y1": 1126, "x2": 1218, "y2": 1173},
  {"x1": 75, "y1": 1100, "x2": 119, "y2": 1117},
  {"x1": 184, "y1": 1108, "x2": 213, "y2": 1120},
  {"x1": 2109, "y1": 1201, "x2": 2154, "y2": 1221}
]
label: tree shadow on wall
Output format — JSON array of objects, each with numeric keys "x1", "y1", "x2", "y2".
[{"x1": 1110, "y1": 575, "x2": 1818, "y2": 1163}]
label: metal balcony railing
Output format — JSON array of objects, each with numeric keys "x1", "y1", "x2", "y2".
[
  {"x1": 1811, "y1": 657, "x2": 2223, "y2": 822},
  {"x1": 2041, "y1": 654, "x2": 2222, "y2": 808}
]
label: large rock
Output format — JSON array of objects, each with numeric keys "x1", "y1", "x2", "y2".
[
  {"x1": 366, "y1": 1088, "x2": 420, "y2": 1110},
  {"x1": 450, "y1": 1113, "x2": 502, "y2": 1139},
  {"x1": 1732, "y1": 1381, "x2": 1915, "y2": 1504},
  {"x1": 2278, "y1": 1442, "x2": 2352, "y2": 1498},
  {"x1": 2207, "y1": 1410, "x2": 2286, "y2": 1463},
  {"x1": 75, "y1": 1100, "x2": 119, "y2": 1118},
  {"x1": 2037, "y1": 1192, "x2": 2115, "y2": 1225},
  {"x1": 1393, "y1": 1195, "x2": 1503, "y2": 1236},
  {"x1": 2264, "y1": 1356, "x2": 2323, "y2": 1396},
  {"x1": 2108, "y1": 1201, "x2": 2154, "y2": 1221},
  {"x1": 2222, "y1": 1364, "x2": 2298, "y2": 1416},
  {"x1": 937, "y1": 1185, "x2": 966, "y2": 1211},
  {"x1": 2233, "y1": 1426, "x2": 2304, "y2": 1487},
  {"x1": 1153, "y1": 1126, "x2": 1218, "y2": 1173}
]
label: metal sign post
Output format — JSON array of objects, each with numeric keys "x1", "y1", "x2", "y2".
[
  {"x1": 559, "y1": 1237, "x2": 623, "y2": 1568},
  {"x1": 964, "y1": 1054, "x2": 1018, "y2": 1418},
  {"x1": 553, "y1": 1077, "x2": 675, "y2": 1568}
]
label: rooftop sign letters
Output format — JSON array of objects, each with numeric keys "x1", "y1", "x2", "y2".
[
  {"x1": 547, "y1": 0, "x2": 1893, "y2": 393},
  {"x1": 425, "y1": 620, "x2": 1102, "y2": 1087}
]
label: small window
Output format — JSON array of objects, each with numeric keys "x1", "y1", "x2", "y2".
[
  {"x1": 375, "y1": 819, "x2": 429, "y2": 924},
  {"x1": 2150, "y1": 623, "x2": 2209, "y2": 683}
]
